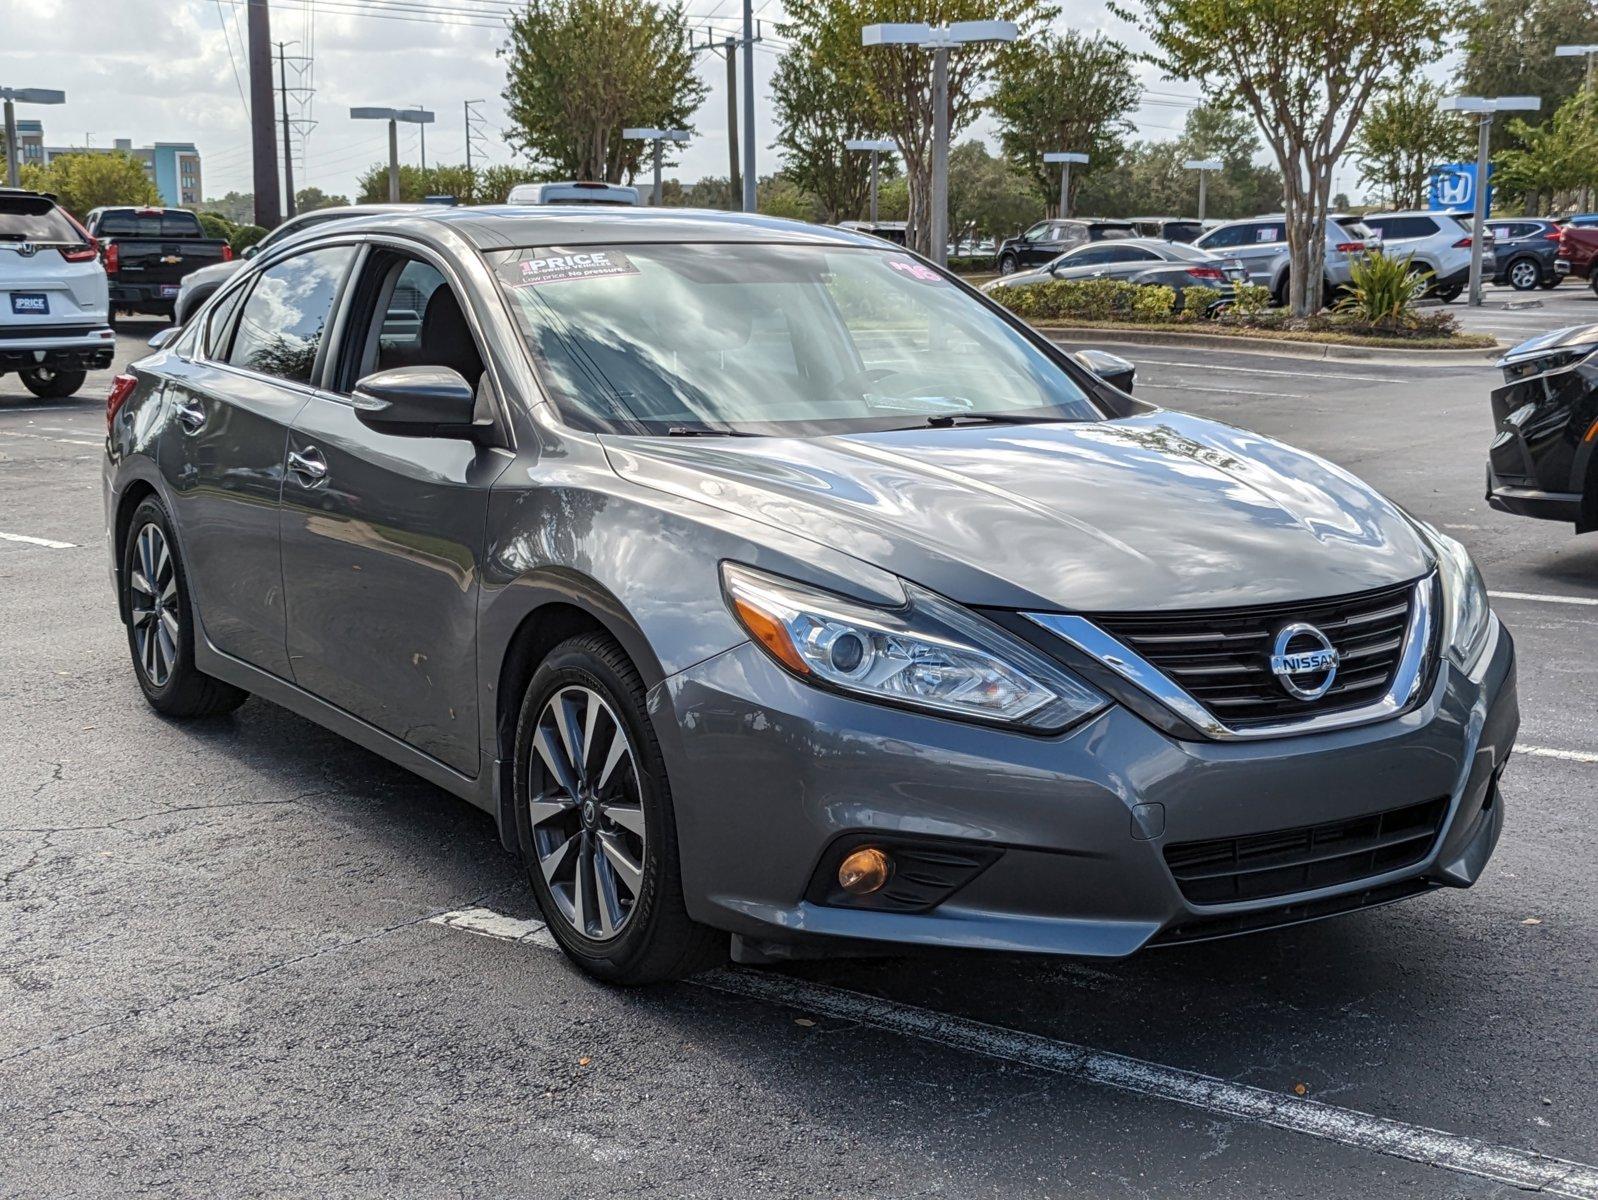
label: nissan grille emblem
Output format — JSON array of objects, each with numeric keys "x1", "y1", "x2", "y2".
[{"x1": 1269, "y1": 622, "x2": 1340, "y2": 701}]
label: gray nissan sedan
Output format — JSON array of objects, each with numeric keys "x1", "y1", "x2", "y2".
[{"x1": 104, "y1": 208, "x2": 1518, "y2": 984}]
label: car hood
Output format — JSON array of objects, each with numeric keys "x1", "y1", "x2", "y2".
[
  {"x1": 180, "y1": 259, "x2": 244, "y2": 288},
  {"x1": 602, "y1": 411, "x2": 1434, "y2": 612}
]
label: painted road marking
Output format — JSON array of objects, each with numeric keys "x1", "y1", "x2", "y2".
[
  {"x1": 0, "y1": 531, "x2": 75, "y2": 549},
  {"x1": 0, "y1": 429, "x2": 100, "y2": 447},
  {"x1": 1491, "y1": 590, "x2": 1598, "y2": 608},
  {"x1": 1517, "y1": 745, "x2": 1598, "y2": 764},
  {"x1": 439, "y1": 908, "x2": 1598, "y2": 1198}
]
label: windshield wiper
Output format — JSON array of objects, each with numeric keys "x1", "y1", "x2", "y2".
[
  {"x1": 917, "y1": 412, "x2": 1072, "y2": 429},
  {"x1": 664, "y1": 426, "x2": 761, "y2": 438}
]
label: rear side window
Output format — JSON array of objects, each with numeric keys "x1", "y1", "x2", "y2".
[
  {"x1": 1370, "y1": 216, "x2": 1440, "y2": 239},
  {"x1": 93, "y1": 210, "x2": 204, "y2": 238},
  {"x1": 0, "y1": 196, "x2": 83, "y2": 243},
  {"x1": 1250, "y1": 223, "x2": 1286, "y2": 243},
  {"x1": 227, "y1": 245, "x2": 356, "y2": 384}
]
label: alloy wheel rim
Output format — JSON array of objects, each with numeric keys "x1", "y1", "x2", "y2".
[
  {"x1": 129, "y1": 523, "x2": 179, "y2": 687},
  {"x1": 527, "y1": 685, "x2": 646, "y2": 942},
  {"x1": 1511, "y1": 261, "x2": 1538, "y2": 288}
]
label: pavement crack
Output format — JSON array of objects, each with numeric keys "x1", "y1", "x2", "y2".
[{"x1": 0, "y1": 789, "x2": 340, "y2": 838}]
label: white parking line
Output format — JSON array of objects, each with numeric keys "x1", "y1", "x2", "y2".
[
  {"x1": 438, "y1": 908, "x2": 1598, "y2": 1197},
  {"x1": 1517, "y1": 745, "x2": 1598, "y2": 764},
  {"x1": 0, "y1": 429, "x2": 100, "y2": 447},
  {"x1": 1490, "y1": 590, "x2": 1598, "y2": 608},
  {"x1": 0, "y1": 531, "x2": 75, "y2": 549}
]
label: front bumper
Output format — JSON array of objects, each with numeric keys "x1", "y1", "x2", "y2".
[
  {"x1": 1486, "y1": 465, "x2": 1582, "y2": 523},
  {"x1": 652, "y1": 619, "x2": 1517, "y2": 959},
  {"x1": 0, "y1": 325, "x2": 116, "y2": 373}
]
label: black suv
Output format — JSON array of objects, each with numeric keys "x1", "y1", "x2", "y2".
[{"x1": 994, "y1": 218, "x2": 1137, "y2": 275}]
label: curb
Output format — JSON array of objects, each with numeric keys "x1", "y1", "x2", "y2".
[{"x1": 1038, "y1": 326, "x2": 1507, "y2": 366}]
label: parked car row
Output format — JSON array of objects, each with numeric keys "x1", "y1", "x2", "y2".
[{"x1": 979, "y1": 236, "x2": 1248, "y2": 313}]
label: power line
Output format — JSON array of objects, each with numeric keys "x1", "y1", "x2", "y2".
[{"x1": 214, "y1": 0, "x2": 250, "y2": 114}]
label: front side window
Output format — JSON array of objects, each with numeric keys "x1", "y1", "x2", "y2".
[
  {"x1": 1198, "y1": 224, "x2": 1246, "y2": 249},
  {"x1": 493, "y1": 243, "x2": 1101, "y2": 437},
  {"x1": 1021, "y1": 222, "x2": 1050, "y2": 242},
  {"x1": 227, "y1": 245, "x2": 355, "y2": 384}
]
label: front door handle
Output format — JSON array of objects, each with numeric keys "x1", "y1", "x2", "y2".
[
  {"x1": 174, "y1": 397, "x2": 206, "y2": 432},
  {"x1": 287, "y1": 446, "x2": 328, "y2": 485}
]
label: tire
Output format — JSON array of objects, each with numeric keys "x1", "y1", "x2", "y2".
[
  {"x1": 1591, "y1": 274, "x2": 1598, "y2": 298},
  {"x1": 1434, "y1": 284, "x2": 1462, "y2": 303},
  {"x1": 998, "y1": 253, "x2": 1018, "y2": 276},
  {"x1": 121, "y1": 497, "x2": 248, "y2": 718},
  {"x1": 513, "y1": 632, "x2": 723, "y2": 985},
  {"x1": 1506, "y1": 257, "x2": 1542, "y2": 291},
  {"x1": 1540, "y1": 275, "x2": 1560, "y2": 290},
  {"x1": 19, "y1": 368, "x2": 86, "y2": 399}
]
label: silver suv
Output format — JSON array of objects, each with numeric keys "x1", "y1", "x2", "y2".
[
  {"x1": 1193, "y1": 215, "x2": 1374, "y2": 305},
  {"x1": 1361, "y1": 211, "x2": 1495, "y2": 303}
]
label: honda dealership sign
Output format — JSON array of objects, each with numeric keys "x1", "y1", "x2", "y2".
[{"x1": 1429, "y1": 163, "x2": 1493, "y2": 215}]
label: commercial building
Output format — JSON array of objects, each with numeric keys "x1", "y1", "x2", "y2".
[{"x1": 17, "y1": 121, "x2": 203, "y2": 206}]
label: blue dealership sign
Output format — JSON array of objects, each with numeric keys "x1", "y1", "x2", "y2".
[{"x1": 1430, "y1": 163, "x2": 1492, "y2": 215}]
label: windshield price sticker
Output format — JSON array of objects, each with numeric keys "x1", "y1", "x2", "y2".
[
  {"x1": 887, "y1": 258, "x2": 945, "y2": 284},
  {"x1": 505, "y1": 250, "x2": 639, "y2": 287}
]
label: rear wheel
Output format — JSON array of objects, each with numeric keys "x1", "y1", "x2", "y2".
[
  {"x1": 19, "y1": 367, "x2": 86, "y2": 398},
  {"x1": 1506, "y1": 257, "x2": 1542, "y2": 291},
  {"x1": 121, "y1": 497, "x2": 248, "y2": 718},
  {"x1": 513, "y1": 633, "x2": 723, "y2": 985},
  {"x1": 1434, "y1": 283, "x2": 1462, "y2": 303},
  {"x1": 1540, "y1": 275, "x2": 1560, "y2": 290}
]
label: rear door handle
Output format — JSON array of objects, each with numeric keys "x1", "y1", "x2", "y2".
[
  {"x1": 174, "y1": 397, "x2": 206, "y2": 432},
  {"x1": 287, "y1": 446, "x2": 328, "y2": 485}
]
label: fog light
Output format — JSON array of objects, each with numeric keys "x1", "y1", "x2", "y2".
[{"x1": 837, "y1": 847, "x2": 892, "y2": 895}]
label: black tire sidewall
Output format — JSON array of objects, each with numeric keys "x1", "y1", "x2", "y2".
[
  {"x1": 122, "y1": 497, "x2": 197, "y2": 707},
  {"x1": 512, "y1": 639, "x2": 673, "y2": 978},
  {"x1": 20, "y1": 369, "x2": 86, "y2": 399}
]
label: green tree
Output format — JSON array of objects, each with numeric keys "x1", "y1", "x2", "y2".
[
  {"x1": 499, "y1": 0, "x2": 705, "y2": 184},
  {"x1": 1353, "y1": 77, "x2": 1472, "y2": 208},
  {"x1": 1495, "y1": 91, "x2": 1598, "y2": 212},
  {"x1": 195, "y1": 212, "x2": 235, "y2": 242},
  {"x1": 295, "y1": 186, "x2": 349, "y2": 212},
  {"x1": 947, "y1": 140, "x2": 1042, "y2": 239},
  {"x1": 1457, "y1": 0, "x2": 1598, "y2": 152},
  {"x1": 771, "y1": 36, "x2": 893, "y2": 223},
  {"x1": 20, "y1": 151, "x2": 161, "y2": 218},
  {"x1": 781, "y1": 0, "x2": 1055, "y2": 256},
  {"x1": 991, "y1": 31, "x2": 1141, "y2": 216},
  {"x1": 202, "y1": 191, "x2": 256, "y2": 224},
  {"x1": 1114, "y1": 0, "x2": 1453, "y2": 314},
  {"x1": 479, "y1": 163, "x2": 535, "y2": 203}
]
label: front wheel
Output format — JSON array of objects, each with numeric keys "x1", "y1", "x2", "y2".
[
  {"x1": 20, "y1": 367, "x2": 86, "y2": 398},
  {"x1": 1434, "y1": 284, "x2": 1462, "y2": 303},
  {"x1": 513, "y1": 632, "x2": 723, "y2": 985},
  {"x1": 1506, "y1": 257, "x2": 1542, "y2": 291},
  {"x1": 997, "y1": 253, "x2": 1018, "y2": 276},
  {"x1": 121, "y1": 497, "x2": 248, "y2": 718}
]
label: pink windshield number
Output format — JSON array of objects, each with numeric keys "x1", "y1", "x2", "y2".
[{"x1": 887, "y1": 260, "x2": 943, "y2": 284}]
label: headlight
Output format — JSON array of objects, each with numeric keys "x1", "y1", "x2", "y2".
[
  {"x1": 1426, "y1": 527, "x2": 1493, "y2": 671},
  {"x1": 721, "y1": 562, "x2": 1107, "y2": 730}
]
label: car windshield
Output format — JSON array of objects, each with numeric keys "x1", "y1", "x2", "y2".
[{"x1": 492, "y1": 242, "x2": 1101, "y2": 436}]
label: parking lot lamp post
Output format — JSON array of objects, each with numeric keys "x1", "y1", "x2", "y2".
[
  {"x1": 862, "y1": 21, "x2": 1017, "y2": 267},
  {"x1": 1044, "y1": 152, "x2": 1089, "y2": 218},
  {"x1": 1183, "y1": 158, "x2": 1222, "y2": 222},
  {"x1": 1556, "y1": 47, "x2": 1598, "y2": 210},
  {"x1": 845, "y1": 138, "x2": 896, "y2": 224},
  {"x1": 622, "y1": 128, "x2": 690, "y2": 205},
  {"x1": 350, "y1": 107, "x2": 434, "y2": 202},
  {"x1": 1, "y1": 87, "x2": 66, "y2": 189},
  {"x1": 1441, "y1": 96, "x2": 1541, "y2": 305}
]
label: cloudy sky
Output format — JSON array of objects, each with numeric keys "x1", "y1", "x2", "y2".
[{"x1": 1, "y1": 0, "x2": 1373, "y2": 205}]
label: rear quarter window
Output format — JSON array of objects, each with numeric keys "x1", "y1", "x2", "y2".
[{"x1": 0, "y1": 197, "x2": 83, "y2": 243}]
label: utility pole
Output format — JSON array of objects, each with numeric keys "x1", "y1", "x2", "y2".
[
  {"x1": 464, "y1": 99, "x2": 489, "y2": 175},
  {"x1": 741, "y1": 0, "x2": 756, "y2": 212},
  {"x1": 247, "y1": 0, "x2": 282, "y2": 229},
  {"x1": 724, "y1": 37, "x2": 741, "y2": 205},
  {"x1": 276, "y1": 42, "x2": 296, "y2": 218}
]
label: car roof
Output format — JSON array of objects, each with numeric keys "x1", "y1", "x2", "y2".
[
  {"x1": 300, "y1": 205, "x2": 895, "y2": 251},
  {"x1": 1366, "y1": 210, "x2": 1453, "y2": 219}
]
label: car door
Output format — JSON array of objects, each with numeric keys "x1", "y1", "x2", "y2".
[
  {"x1": 1024, "y1": 221, "x2": 1075, "y2": 267},
  {"x1": 159, "y1": 243, "x2": 357, "y2": 678},
  {"x1": 1230, "y1": 221, "x2": 1285, "y2": 286},
  {"x1": 278, "y1": 244, "x2": 513, "y2": 777}
]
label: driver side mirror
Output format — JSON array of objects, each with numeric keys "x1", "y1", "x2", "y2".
[
  {"x1": 242, "y1": 244, "x2": 259, "y2": 259},
  {"x1": 1071, "y1": 349, "x2": 1136, "y2": 393},
  {"x1": 147, "y1": 326, "x2": 181, "y2": 350},
  {"x1": 352, "y1": 366, "x2": 490, "y2": 440}
]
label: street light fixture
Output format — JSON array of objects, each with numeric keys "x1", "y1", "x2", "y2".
[
  {"x1": 350, "y1": 106, "x2": 434, "y2": 202},
  {"x1": 622, "y1": 127, "x2": 689, "y2": 206},
  {"x1": 862, "y1": 20, "x2": 1018, "y2": 266},
  {"x1": 1556, "y1": 46, "x2": 1598, "y2": 210},
  {"x1": 1441, "y1": 95, "x2": 1540, "y2": 306},
  {"x1": 1182, "y1": 158, "x2": 1223, "y2": 222},
  {"x1": 845, "y1": 138, "x2": 896, "y2": 225},
  {"x1": 1, "y1": 87, "x2": 66, "y2": 188},
  {"x1": 1043, "y1": 152, "x2": 1089, "y2": 218}
]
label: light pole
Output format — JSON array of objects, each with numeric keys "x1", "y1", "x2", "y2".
[
  {"x1": 862, "y1": 21, "x2": 1017, "y2": 267},
  {"x1": 1556, "y1": 46, "x2": 1598, "y2": 210},
  {"x1": 1442, "y1": 96, "x2": 1540, "y2": 305},
  {"x1": 1183, "y1": 158, "x2": 1222, "y2": 222},
  {"x1": 1043, "y1": 151, "x2": 1088, "y2": 218},
  {"x1": 350, "y1": 106, "x2": 434, "y2": 202},
  {"x1": 1, "y1": 87, "x2": 65, "y2": 188},
  {"x1": 622, "y1": 127, "x2": 689, "y2": 205},
  {"x1": 845, "y1": 138, "x2": 895, "y2": 225}
]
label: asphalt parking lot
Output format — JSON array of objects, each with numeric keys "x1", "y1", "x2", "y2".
[{"x1": 2, "y1": 288, "x2": 1595, "y2": 1198}]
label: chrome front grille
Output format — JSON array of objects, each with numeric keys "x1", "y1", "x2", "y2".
[{"x1": 1090, "y1": 580, "x2": 1420, "y2": 728}]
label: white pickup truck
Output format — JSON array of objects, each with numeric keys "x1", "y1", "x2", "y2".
[{"x1": 1, "y1": 188, "x2": 115, "y2": 399}]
